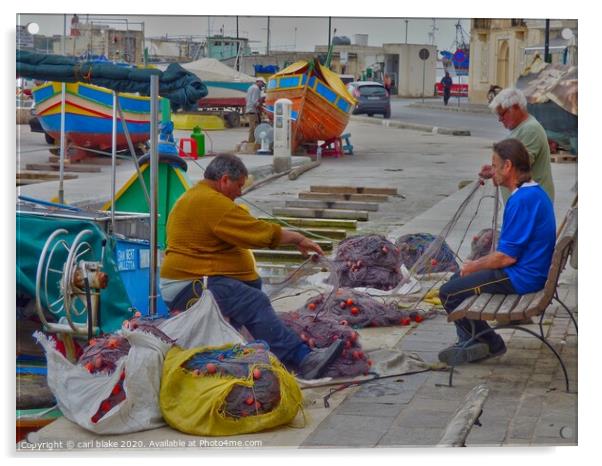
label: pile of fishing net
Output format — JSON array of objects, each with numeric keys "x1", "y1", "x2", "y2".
[
  {"x1": 35, "y1": 288, "x2": 246, "y2": 434},
  {"x1": 76, "y1": 321, "x2": 175, "y2": 425},
  {"x1": 160, "y1": 341, "x2": 302, "y2": 436},
  {"x1": 468, "y1": 228, "x2": 498, "y2": 260},
  {"x1": 395, "y1": 232, "x2": 459, "y2": 274},
  {"x1": 280, "y1": 289, "x2": 426, "y2": 378},
  {"x1": 332, "y1": 235, "x2": 403, "y2": 290}
]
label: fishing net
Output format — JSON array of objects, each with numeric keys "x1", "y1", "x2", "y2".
[
  {"x1": 160, "y1": 341, "x2": 303, "y2": 436},
  {"x1": 280, "y1": 289, "x2": 428, "y2": 378},
  {"x1": 467, "y1": 228, "x2": 499, "y2": 260},
  {"x1": 395, "y1": 233, "x2": 459, "y2": 274},
  {"x1": 77, "y1": 320, "x2": 175, "y2": 424},
  {"x1": 332, "y1": 235, "x2": 403, "y2": 290}
]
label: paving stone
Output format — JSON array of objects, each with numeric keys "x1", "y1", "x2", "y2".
[
  {"x1": 378, "y1": 427, "x2": 444, "y2": 446},
  {"x1": 334, "y1": 401, "x2": 405, "y2": 418},
  {"x1": 301, "y1": 414, "x2": 395, "y2": 447},
  {"x1": 351, "y1": 372, "x2": 429, "y2": 404},
  {"x1": 507, "y1": 416, "x2": 538, "y2": 440},
  {"x1": 392, "y1": 406, "x2": 456, "y2": 429},
  {"x1": 464, "y1": 421, "x2": 510, "y2": 446}
]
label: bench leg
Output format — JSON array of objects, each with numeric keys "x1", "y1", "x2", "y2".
[
  {"x1": 466, "y1": 326, "x2": 571, "y2": 393},
  {"x1": 554, "y1": 292, "x2": 578, "y2": 334}
]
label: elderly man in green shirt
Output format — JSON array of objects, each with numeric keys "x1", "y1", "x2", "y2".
[{"x1": 479, "y1": 87, "x2": 555, "y2": 203}]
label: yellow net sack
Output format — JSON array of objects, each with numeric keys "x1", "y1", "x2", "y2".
[{"x1": 160, "y1": 341, "x2": 303, "y2": 436}]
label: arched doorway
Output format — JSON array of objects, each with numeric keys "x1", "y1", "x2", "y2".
[{"x1": 496, "y1": 40, "x2": 510, "y2": 88}]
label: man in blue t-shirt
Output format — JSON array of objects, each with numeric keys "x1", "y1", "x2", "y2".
[{"x1": 438, "y1": 138, "x2": 556, "y2": 365}]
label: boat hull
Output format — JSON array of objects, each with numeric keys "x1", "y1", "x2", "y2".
[
  {"x1": 265, "y1": 65, "x2": 355, "y2": 151},
  {"x1": 33, "y1": 82, "x2": 151, "y2": 151}
]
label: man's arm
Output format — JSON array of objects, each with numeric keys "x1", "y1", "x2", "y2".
[
  {"x1": 280, "y1": 229, "x2": 324, "y2": 256},
  {"x1": 461, "y1": 251, "x2": 517, "y2": 277}
]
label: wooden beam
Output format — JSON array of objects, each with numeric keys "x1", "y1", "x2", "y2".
[
  {"x1": 310, "y1": 185, "x2": 398, "y2": 195},
  {"x1": 26, "y1": 163, "x2": 101, "y2": 173},
  {"x1": 299, "y1": 191, "x2": 389, "y2": 202},
  {"x1": 285, "y1": 199, "x2": 379, "y2": 212},
  {"x1": 272, "y1": 207, "x2": 369, "y2": 221},
  {"x1": 258, "y1": 216, "x2": 357, "y2": 230}
]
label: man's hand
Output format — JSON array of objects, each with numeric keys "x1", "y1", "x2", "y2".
[
  {"x1": 297, "y1": 237, "x2": 324, "y2": 257},
  {"x1": 460, "y1": 260, "x2": 479, "y2": 277},
  {"x1": 479, "y1": 164, "x2": 494, "y2": 179}
]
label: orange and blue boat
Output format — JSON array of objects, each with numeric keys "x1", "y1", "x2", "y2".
[
  {"x1": 32, "y1": 82, "x2": 151, "y2": 151},
  {"x1": 264, "y1": 59, "x2": 356, "y2": 151}
]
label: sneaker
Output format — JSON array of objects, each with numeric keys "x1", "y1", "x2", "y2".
[
  {"x1": 438, "y1": 341, "x2": 490, "y2": 366},
  {"x1": 298, "y1": 339, "x2": 344, "y2": 380}
]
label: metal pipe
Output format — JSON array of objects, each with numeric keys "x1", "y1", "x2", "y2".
[
  {"x1": 114, "y1": 96, "x2": 151, "y2": 208},
  {"x1": 111, "y1": 92, "x2": 118, "y2": 233},
  {"x1": 544, "y1": 19, "x2": 551, "y2": 63},
  {"x1": 58, "y1": 83, "x2": 66, "y2": 204},
  {"x1": 149, "y1": 75, "x2": 159, "y2": 316}
]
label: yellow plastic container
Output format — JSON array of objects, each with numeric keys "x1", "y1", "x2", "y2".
[{"x1": 172, "y1": 113, "x2": 225, "y2": 131}]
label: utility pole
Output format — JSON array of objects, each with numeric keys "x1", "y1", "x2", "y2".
[
  {"x1": 544, "y1": 19, "x2": 551, "y2": 63},
  {"x1": 236, "y1": 16, "x2": 240, "y2": 71},
  {"x1": 405, "y1": 19, "x2": 408, "y2": 44},
  {"x1": 267, "y1": 16, "x2": 270, "y2": 55},
  {"x1": 328, "y1": 17, "x2": 332, "y2": 46}
]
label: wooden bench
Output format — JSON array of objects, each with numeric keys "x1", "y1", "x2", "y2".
[{"x1": 446, "y1": 229, "x2": 577, "y2": 392}]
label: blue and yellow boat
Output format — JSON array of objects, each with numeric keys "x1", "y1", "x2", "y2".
[
  {"x1": 265, "y1": 59, "x2": 356, "y2": 152},
  {"x1": 32, "y1": 82, "x2": 151, "y2": 151}
]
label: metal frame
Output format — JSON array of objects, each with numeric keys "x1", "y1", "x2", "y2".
[{"x1": 443, "y1": 300, "x2": 577, "y2": 392}]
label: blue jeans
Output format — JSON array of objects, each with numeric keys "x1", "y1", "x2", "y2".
[
  {"x1": 439, "y1": 269, "x2": 516, "y2": 349},
  {"x1": 164, "y1": 276, "x2": 310, "y2": 366}
]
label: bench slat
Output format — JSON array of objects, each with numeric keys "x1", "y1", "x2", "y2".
[
  {"x1": 480, "y1": 294, "x2": 507, "y2": 320},
  {"x1": 509, "y1": 293, "x2": 538, "y2": 321},
  {"x1": 494, "y1": 294, "x2": 521, "y2": 324},
  {"x1": 525, "y1": 290, "x2": 547, "y2": 318},
  {"x1": 447, "y1": 295, "x2": 479, "y2": 322},
  {"x1": 465, "y1": 294, "x2": 494, "y2": 320}
]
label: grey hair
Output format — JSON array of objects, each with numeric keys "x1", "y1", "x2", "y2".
[
  {"x1": 204, "y1": 153, "x2": 248, "y2": 181},
  {"x1": 488, "y1": 87, "x2": 527, "y2": 111}
]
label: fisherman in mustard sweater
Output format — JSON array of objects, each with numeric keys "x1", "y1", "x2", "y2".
[{"x1": 160, "y1": 154, "x2": 343, "y2": 379}]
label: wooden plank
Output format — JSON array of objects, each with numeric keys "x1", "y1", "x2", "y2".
[
  {"x1": 493, "y1": 294, "x2": 520, "y2": 324},
  {"x1": 299, "y1": 192, "x2": 389, "y2": 202},
  {"x1": 525, "y1": 290, "x2": 547, "y2": 318},
  {"x1": 251, "y1": 249, "x2": 305, "y2": 262},
  {"x1": 48, "y1": 155, "x2": 121, "y2": 166},
  {"x1": 300, "y1": 228, "x2": 348, "y2": 240},
  {"x1": 480, "y1": 294, "x2": 506, "y2": 321},
  {"x1": 465, "y1": 294, "x2": 494, "y2": 320},
  {"x1": 286, "y1": 199, "x2": 379, "y2": 212},
  {"x1": 258, "y1": 217, "x2": 357, "y2": 230},
  {"x1": 550, "y1": 153, "x2": 577, "y2": 164},
  {"x1": 447, "y1": 295, "x2": 479, "y2": 322},
  {"x1": 17, "y1": 171, "x2": 78, "y2": 180},
  {"x1": 438, "y1": 384, "x2": 490, "y2": 447},
  {"x1": 278, "y1": 239, "x2": 333, "y2": 251},
  {"x1": 272, "y1": 207, "x2": 369, "y2": 221},
  {"x1": 310, "y1": 185, "x2": 398, "y2": 195},
  {"x1": 509, "y1": 293, "x2": 538, "y2": 322},
  {"x1": 26, "y1": 163, "x2": 102, "y2": 173}
]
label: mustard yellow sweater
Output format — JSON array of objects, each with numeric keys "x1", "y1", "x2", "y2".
[{"x1": 160, "y1": 181, "x2": 282, "y2": 281}]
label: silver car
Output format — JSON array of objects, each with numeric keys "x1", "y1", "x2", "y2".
[{"x1": 347, "y1": 81, "x2": 391, "y2": 119}]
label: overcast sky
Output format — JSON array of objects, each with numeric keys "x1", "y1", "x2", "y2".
[{"x1": 18, "y1": 14, "x2": 472, "y2": 55}]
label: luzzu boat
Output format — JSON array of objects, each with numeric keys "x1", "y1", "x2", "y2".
[
  {"x1": 264, "y1": 59, "x2": 356, "y2": 151},
  {"x1": 32, "y1": 81, "x2": 151, "y2": 151}
]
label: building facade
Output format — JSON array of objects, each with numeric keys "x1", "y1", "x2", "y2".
[{"x1": 468, "y1": 18, "x2": 577, "y2": 104}]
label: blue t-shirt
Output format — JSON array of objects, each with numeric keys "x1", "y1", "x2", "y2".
[{"x1": 497, "y1": 183, "x2": 556, "y2": 294}]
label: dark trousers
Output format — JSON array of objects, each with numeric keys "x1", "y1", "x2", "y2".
[
  {"x1": 443, "y1": 89, "x2": 451, "y2": 105},
  {"x1": 439, "y1": 269, "x2": 516, "y2": 348},
  {"x1": 165, "y1": 276, "x2": 310, "y2": 366}
]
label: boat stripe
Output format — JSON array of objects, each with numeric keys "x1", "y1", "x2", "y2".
[{"x1": 38, "y1": 100, "x2": 149, "y2": 123}]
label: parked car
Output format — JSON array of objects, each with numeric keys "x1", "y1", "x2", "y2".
[{"x1": 347, "y1": 81, "x2": 391, "y2": 118}]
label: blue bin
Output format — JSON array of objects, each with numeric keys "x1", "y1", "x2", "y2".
[{"x1": 115, "y1": 238, "x2": 169, "y2": 316}]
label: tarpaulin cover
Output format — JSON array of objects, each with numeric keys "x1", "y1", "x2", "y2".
[
  {"x1": 160, "y1": 343, "x2": 303, "y2": 436},
  {"x1": 16, "y1": 212, "x2": 133, "y2": 333},
  {"x1": 16, "y1": 50, "x2": 208, "y2": 111}
]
